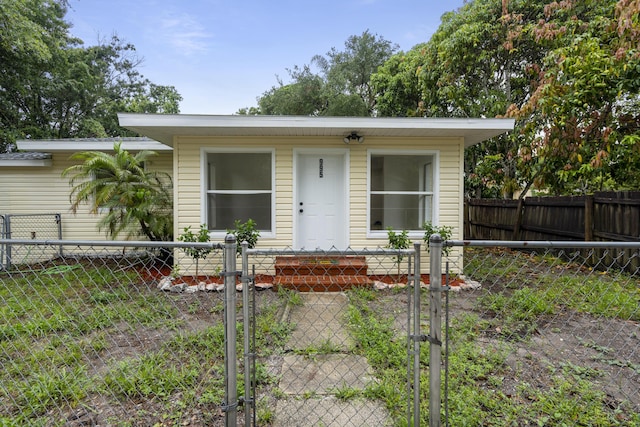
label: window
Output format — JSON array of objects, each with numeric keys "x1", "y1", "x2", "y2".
[
  {"x1": 369, "y1": 152, "x2": 436, "y2": 233},
  {"x1": 205, "y1": 150, "x2": 273, "y2": 233}
]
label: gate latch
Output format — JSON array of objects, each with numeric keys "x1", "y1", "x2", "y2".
[{"x1": 410, "y1": 334, "x2": 441, "y2": 346}]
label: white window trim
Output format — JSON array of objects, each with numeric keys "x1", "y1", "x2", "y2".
[
  {"x1": 201, "y1": 147, "x2": 276, "y2": 238},
  {"x1": 366, "y1": 149, "x2": 440, "y2": 239}
]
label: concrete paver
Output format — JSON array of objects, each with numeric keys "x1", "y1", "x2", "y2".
[{"x1": 274, "y1": 292, "x2": 393, "y2": 426}]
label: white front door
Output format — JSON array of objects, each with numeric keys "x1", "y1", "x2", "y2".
[{"x1": 295, "y1": 151, "x2": 348, "y2": 249}]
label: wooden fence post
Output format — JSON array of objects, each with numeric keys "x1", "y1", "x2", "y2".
[
  {"x1": 584, "y1": 195, "x2": 594, "y2": 241},
  {"x1": 512, "y1": 198, "x2": 525, "y2": 241},
  {"x1": 464, "y1": 201, "x2": 471, "y2": 239}
]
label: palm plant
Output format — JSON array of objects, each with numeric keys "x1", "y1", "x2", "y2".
[{"x1": 62, "y1": 142, "x2": 173, "y2": 242}]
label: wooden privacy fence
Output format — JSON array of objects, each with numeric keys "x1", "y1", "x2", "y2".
[{"x1": 465, "y1": 191, "x2": 640, "y2": 271}]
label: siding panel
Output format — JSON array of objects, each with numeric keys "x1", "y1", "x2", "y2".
[
  {"x1": 174, "y1": 136, "x2": 464, "y2": 253},
  {"x1": 1, "y1": 151, "x2": 173, "y2": 241}
]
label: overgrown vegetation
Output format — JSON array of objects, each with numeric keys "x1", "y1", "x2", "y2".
[
  {"x1": 2, "y1": 247, "x2": 638, "y2": 425},
  {"x1": 0, "y1": 259, "x2": 291, "y2": 426},
  {"x1": 1, "y1": 1, "x2": 182, "y2": 153},
  {"x1": 343, "y1": 248, "x2": 640, "y2": 426}
]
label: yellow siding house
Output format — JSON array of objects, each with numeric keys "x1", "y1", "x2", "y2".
[
  {"x1": 117, "y1": 115, "x2": 514, "y2": 250},
  {"x1": 1, "y1": 138, "x2": 172, "y2": 241}
]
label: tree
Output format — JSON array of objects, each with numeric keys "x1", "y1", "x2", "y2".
[
  {"x1": 372, "y1": 0, "x2": 640, "y2": 197},
  {"x1": 246, "y1": 30, "x2": 397, "y2": 117},
  {"x1": 508, "y1": 0, "x2": 640, "y2": 195},
  {"x1": 371, "y1": 45, "x2": 427, "y2": 117},
  {"x1": 314, "y1": 30, "x2": 399, "y2": 116},
  {"x1": 0, "y1": 0, "x2": 69, "y2": 62},
  {"x1": 258, "y1": 65, "x2": 326, "y2": 115},
  {"x1": 0, "y1": 1, "x2": 182, "y2": 152},
  {"x1": 372, "y1": 0, "x2": 548, "y2": 198},
  {"x1": 62, "y1": 142, "x2": 173, "y2": 242},
  {"x1": 0, "y1": 0, "x2": 72, "y2": 151}
]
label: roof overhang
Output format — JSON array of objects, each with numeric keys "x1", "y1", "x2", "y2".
[
  {"x1": 16, "y1": 137, "x2": 172, "y2": 152},
  {"x1": 117, "y1": 114, "x2": 515, "y2": 148},
  {"x1": 0, "y1": 152, "x2": 52, "y2": 167}
]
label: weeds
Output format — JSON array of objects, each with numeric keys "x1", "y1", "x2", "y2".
[
  {"x1": 294, "y1": 338, "x2": 342, "y2": 357},
  {"x1": 2, "y1": 246, "x2": 639, "y2": 425},
  {"x1": 344, "y1": 244, "x2": 640, "y2": 426},
  {"x1": 0, "y1": 258, "x2": 293, "y2": 426},
  {"x1": 345, "y1": 288, "x2": 407, "y2": 421}
]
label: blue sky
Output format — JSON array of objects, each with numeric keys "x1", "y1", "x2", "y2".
[{"x1": 67, "y1": 0, "x2": 466, "y2": 114}]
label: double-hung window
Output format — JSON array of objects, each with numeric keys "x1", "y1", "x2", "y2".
[
  {"x1": 205, "y1": 150, "x2": 274, "y2": 234},
  {"x1": 369, "y1": 151, "x2": 437, "y2": 234}
]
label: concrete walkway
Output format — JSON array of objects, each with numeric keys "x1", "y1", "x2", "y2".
[{"x1": 273, "y1": 292, "x2": 392, "y2": 427}]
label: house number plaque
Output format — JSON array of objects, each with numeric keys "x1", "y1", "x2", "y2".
[{"x1": 319, "y1": 158, "x2": 324, "y2": 178}]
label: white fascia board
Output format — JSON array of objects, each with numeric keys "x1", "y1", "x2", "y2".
[
  {"x1": 0, "y1": 159, "x2": 53, "y2": 167},
  {"x1": 16, "y1": 138, "x2": 172, "y2": 152},
  {"x1": 117, "y1": 113, "x2": 515, "y2": 148},
  {"x1": 118, "y1": 113, "x2": 514, "y2": 132}
]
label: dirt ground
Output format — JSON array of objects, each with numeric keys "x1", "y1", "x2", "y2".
[
  {"x1": 371, "y1": 285, "x2": 640, "y2": 415},
  {"x1": 55, "y1": 289, "x2": 282, "y2": 427},
  {"x1": 53, "y1": 278, "x2": 638, "y2": 426}
]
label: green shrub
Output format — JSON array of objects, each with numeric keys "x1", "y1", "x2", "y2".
[
  {"x1": 228, "y1": 219, "x2": 260, "y2": 254},
  {"x1": 422, "y1": 221, "x2": 453, "y2": 255},
  {"x1": 386, "y1": 227, "x2": 411, "y2": 280},
  {"x1": 178, "y1": 224, "x2": 212, "y2": 276}
]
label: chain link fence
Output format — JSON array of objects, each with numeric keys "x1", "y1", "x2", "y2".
[
  {"x1": 243, "y1": 246, "x2": 422, "y2": 427},
  {"x1": 1, "y1": 238, "x2": 639, "y2": 426},
  {"x1": 0, "y1": 214, "x2": 63, "y2": 270},
  {"x1": 0, "y1": 239, "x2": 236, "y2": 426},
  {"x1": 440, "y1": 241, "x2": 640, "y2": 426},
  {"x1": 0, "y1": 215, "x2": 6, "y2": 270}
]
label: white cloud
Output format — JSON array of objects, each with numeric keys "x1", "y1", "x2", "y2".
[{"x1": 158, "y1": 13, "x2": 213, "y2": 55}]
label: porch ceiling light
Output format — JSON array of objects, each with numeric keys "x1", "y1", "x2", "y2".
[{"x1": 343, "y1": 131, "x2": 364, "y2": 144}]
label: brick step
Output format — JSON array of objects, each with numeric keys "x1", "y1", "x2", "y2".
[
  {"x1": 274, "y1": 274, "x2": 371, "y2": 292},
  {"x1": 274, "y1": 256, "x2": 367, "y2": 276},
  {"x1": 274, "y1": 256, "x2": 369, "y2": 292}
]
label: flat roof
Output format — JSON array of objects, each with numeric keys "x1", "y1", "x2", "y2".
[
  {"x1": 16, "y1": 137, "x2": 172, "y2": 152},
  {"x1": 117, "y1": 114, "x2": 515, "y2": 148},
  {"x1": 0, "y1": 152, "x2": 53, "y2": 167}
]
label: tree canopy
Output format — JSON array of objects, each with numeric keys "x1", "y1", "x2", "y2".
[
  {"x1": 372, "y1": 0, "x2": 640, "y2": 197},
  {"x1": 239, "y1": 30, "x2": 398, "y2": 117},
  {"x1": 243, "y1": 0, "x2": 640, "y2": 198},
  {"x1": 0, "y1": 0, "x2": 182, "y2": 153}
]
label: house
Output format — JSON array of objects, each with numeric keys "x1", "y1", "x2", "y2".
[
  {"x1": 116, "y1": 114, "x2": 514, "y2": 251},
  {"x1": 1, "y1": 117, "x2": 516, "y2": 248},
  {"x1": 1, "y1": 138, "x2": 173, "y2": 241},
  {"x1": 2, "y1": 115, "x2": 513, "y2": 278}
]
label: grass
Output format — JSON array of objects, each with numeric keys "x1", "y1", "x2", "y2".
[
  {"x1": 466, "y1": 247, "x2": 640, "y2": 340},
  {"x1": 1, "y1": 247, "x2": 639, "y2": 425},
  {"x1": 0, "y1": 259, "x2": 293, "y2": 426},
  {"x1": 342, "y1": 247, "x2": 640, "y2": 426},
  {"x1": 345, "y1": 287, "x2": 409, "y2": 422}
]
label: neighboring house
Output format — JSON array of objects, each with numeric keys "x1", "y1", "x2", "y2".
[
  {"x1": 117, "y1": 114, "x2": 514, "y2": 251},
  {"x1": 1, "y1": 138, "x2": 173, "y2": 241}
]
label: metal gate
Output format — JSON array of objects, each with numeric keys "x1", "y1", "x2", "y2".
[
  {"x1": 0, "y1": 213, "x2": 62, "y2": 269},
  {"x1": 224, "y1": 238, "x2": 433, "y2": 427}
]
